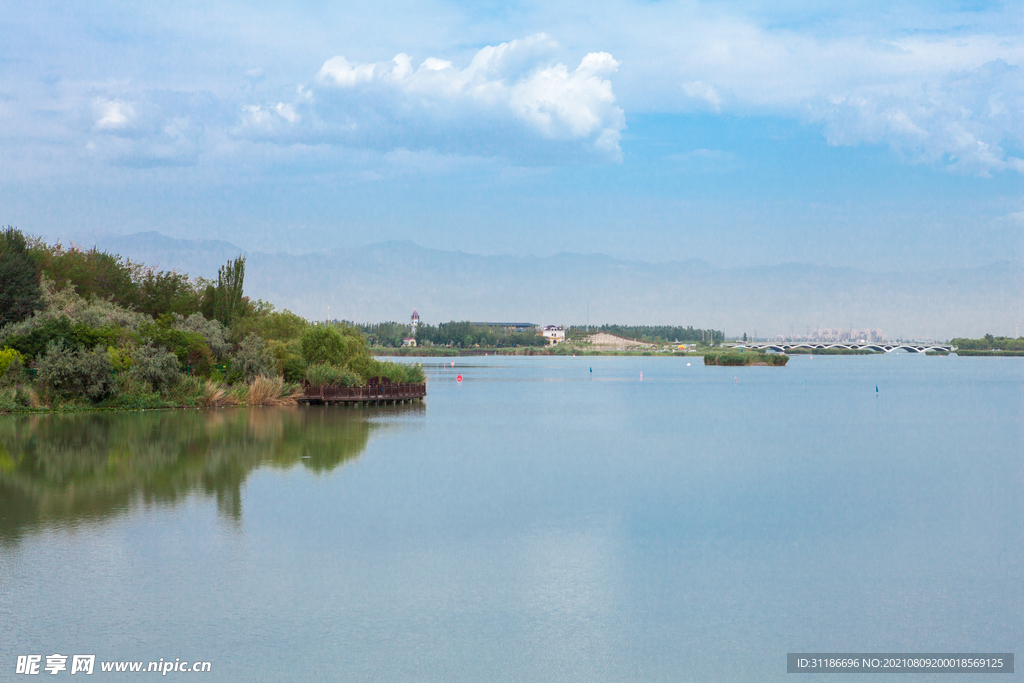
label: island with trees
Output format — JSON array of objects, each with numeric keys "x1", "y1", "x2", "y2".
[
  {"x1": 950, "y1": 335, "x2": 1024, "y2": 356},
  {"x1": 0, "y1": 228, "x2": 424, "y2": 413}
]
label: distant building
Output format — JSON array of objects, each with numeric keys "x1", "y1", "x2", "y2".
[
  {"x1": 410, "y1": 309, "x2": 420, "y2": 335},
  {"x1": 541, "y1": 325, "x2": 565, "y2": 345},
  {"x1": 402, "y1": 337, "x2": 417, "y2": 347}
]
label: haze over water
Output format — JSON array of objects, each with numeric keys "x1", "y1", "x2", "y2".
[{"x1": 2, "y1": 355, "x2": 1021, "y2": 681}]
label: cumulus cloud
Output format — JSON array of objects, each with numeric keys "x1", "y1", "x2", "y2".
[
  {"x1": 313, "y1": 34, "x2": 625, "y2": 158},
  {"x1": 319, "y1": 56, "x2": 376, "y2": 87}
]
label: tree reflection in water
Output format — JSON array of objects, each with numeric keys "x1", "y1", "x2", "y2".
[{"x1": 0, "y1": 404, "x2": 423, "y2": 544}]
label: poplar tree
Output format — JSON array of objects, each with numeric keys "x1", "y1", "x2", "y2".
[{"x1": 213, "y1": 255, "x2": 246, "y2": 327}]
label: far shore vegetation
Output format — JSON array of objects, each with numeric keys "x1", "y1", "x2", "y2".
[
  {"x1": 949, "y1": 334, "x2": 1024, "y2": 356},
  {"x1": 704, "y1": 352, "x2": 789, "y2": 366},
  {"x1": 0, "y1": 228, "x2": 423, "y2": 414},
  {"x1": 364, "y1": 321, "x2": 726, "y2": 356}
]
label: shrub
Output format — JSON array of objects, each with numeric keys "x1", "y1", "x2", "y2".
[
  {"x1": 129, "y1": 344, "x2": 182, "y2": 392},
  {"x1": 300, "y1": 324, "x2": 367, "y2": 367},
  {"x1": 3, "y1": 316, "x2": 122, "y2": 361},
  {"x1": 0, "y1": 347, "x2": 25, "y2": 385},
  {"x1": 232, "y1": 333, "x2": 276, "y2": 383},
  {"x1": 232, "y1": 306, "x2": 309, "y2": 343},
  {"x1": 37, "y1": 340, "x2": 114, "y2": 401},
  {"x1": 172, "y1": 312, "x2": 230, "y2": 358},
  {"x1": 349, "y1": 357, "x2": 425, "y2": 384},
  {"x1": 268, "y1": 338, "x2": 307, "y2": 382},
  {"x1": 106, "y1": 343, "x2": 135, "y2": 372},
  {"x1": 304, "y1": 363, "x2": 363, "y2": 387}
]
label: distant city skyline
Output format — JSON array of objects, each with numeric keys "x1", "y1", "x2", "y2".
[{"x1": 3, "y1": 0, "x2": 1024, "y2": 277}]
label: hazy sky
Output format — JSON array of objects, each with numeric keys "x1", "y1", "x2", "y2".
[{"x1": 2, "y1": 0, "x2": 1023, "y2": 270}]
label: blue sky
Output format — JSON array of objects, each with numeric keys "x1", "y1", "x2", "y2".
[{"x1": 2, "y1": 0, "x2": 1023, "y2": 270}]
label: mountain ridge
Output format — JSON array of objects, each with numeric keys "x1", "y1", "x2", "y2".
[{"x1": 76, "y1": 232, "x2": 1023, "y2": 339}]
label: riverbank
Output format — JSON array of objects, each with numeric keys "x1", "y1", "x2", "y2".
[
  {"x1": 952, "y1": 350, "x2": 1024, "y2": 356},
  {"x1": 0, "y1": 376, "x2": 301, "y2": 414}
]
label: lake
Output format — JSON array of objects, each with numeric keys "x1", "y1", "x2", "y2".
[{"x1": 2, "y1": 355, "x2": 1021, "y2": 681}]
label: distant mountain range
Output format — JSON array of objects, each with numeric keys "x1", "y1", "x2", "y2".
[{"x1": 77, "y1": 231, "x2": 1023, "y2": 340}]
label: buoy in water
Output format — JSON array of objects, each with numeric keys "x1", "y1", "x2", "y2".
[
  {"x1": 734, "y1": 376, "x2": 737, "y2": 384},
  {"x1": 457, "y1": 374, "x2": 463, "y2": 383}
]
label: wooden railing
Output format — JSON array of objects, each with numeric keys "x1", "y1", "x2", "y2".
[{"x1": 301, "y1": 380, "x2": 426, "y2": 402}]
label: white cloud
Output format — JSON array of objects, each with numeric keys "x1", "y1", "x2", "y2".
[
  {"x1": 94, "y1": 98, "x2": 134, "y2": 129},
  {"x1": 596, "y1": 3, "x2": 1024, "y2": 175},
  {"x1": 318, "y1": 56, "x2": 376, "y2": 87},
  {"x1": 681, "y1": 81, "x2": 722, "y2": 111},
  {"x1": 811, "y1": 59, "x2": 1024, "y2": 175},
  {"x1": 313, "y1": 34, "x2": 625, "y2": 158},
  {"x1": 242, "y1": 102, "x2": 299, "y2": 128},
  {"x1": 273, "y1": 102, "x2": 298, "y2": 123}
]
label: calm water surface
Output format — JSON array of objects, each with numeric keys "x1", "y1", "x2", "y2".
[{"x1": 1, "y1": 355, "x2": 1022, "y2": 681}]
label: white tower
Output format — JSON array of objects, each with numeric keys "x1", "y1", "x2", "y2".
[{"x1": 411, "y1": 309, "x2": 420, "y2": 334}]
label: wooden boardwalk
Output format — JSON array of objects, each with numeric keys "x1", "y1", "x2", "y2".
[{"x1": 297, "y1": 379, "x2": 426, "y2": 406}]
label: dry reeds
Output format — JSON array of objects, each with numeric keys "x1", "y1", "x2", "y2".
[
  {"x1": 202, "y1": 379, "x2": 235, "y2": 407},
  {"x1": 201, "y1": 377, "x2": 298, "y2": 408},
  {"x1": 246, "y1": 376, "x2": 297, "y2": 406}
]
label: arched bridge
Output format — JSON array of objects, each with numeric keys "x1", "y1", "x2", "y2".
[{"x1": 732, "y1": 342, "x2": 954, "y2": 354}]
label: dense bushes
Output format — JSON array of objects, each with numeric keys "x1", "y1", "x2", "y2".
[
  {"x1": 5, "y1": 317, "x2": 123, "y2": 362},
  {"x1": 231, "y1": 334, "x2": 276, "y2": 383},
  {"x1": 129, "y1": 345, "x2": 182, "y2": 392},
  {"x1": 173, "y1": 312, "x2": 230, "y2": 358},
  {"x1": 232, "y1": 303, "x2": 308, "y2": 343},
  {"x1": 305, "y1": 363, "x2": 363, "y2": 387},
  {"x1": 300, "y1": 325, "x2": 368, "y2": 367},
  {"x1": 0, "y1": 347, "x2": 25, "y2": 384},
  {"x1": 37, "y1": 341, "x2": 115, "y2": 401}
]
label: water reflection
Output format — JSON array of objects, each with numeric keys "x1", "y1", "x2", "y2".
[{"x1": 0, "y1": 404, "x2": 423, "y2": 544}]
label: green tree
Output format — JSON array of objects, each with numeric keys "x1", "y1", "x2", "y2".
[
  {"x1": 300, "y1": 324, "x2": 368, "y2": 367},
  {"x1": 137, "y1": 269, "x2": 201, "y2": 318},
  {"x1": 0, "y1": 227, "x2": 43, "y2": 327},
  {"x1": 213, "y1": 256, "x2": 246, "y2": 327}
]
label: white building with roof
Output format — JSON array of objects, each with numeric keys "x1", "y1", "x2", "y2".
[{"x1": 541, "y1": 325, "x2": 565, "y2": 345}]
